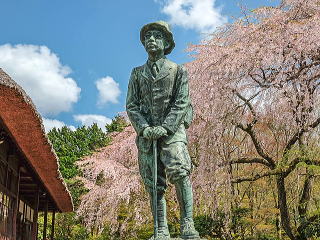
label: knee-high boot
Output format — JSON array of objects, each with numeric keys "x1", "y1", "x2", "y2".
[
  {"x1": 175, "y1": 177, "x2": 200, "y2": 239},
  {"x1": 148, "y1": 191, "x2": 170, "y2": 240}
]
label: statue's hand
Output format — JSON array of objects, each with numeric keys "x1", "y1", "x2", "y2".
[
  {"x1": 143, "y1": 127, "x2": 153, "y2": 139},
  {"x1": 151, "y1": 126, "x2": 167, "y2": 139}
]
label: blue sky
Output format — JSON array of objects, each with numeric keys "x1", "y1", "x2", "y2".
[{"x1": 0, "y1": 0, "x2": 279, "y2": 132}]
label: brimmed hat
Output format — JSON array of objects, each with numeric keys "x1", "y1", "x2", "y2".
[{"x1": 140, "y1": 21, "x2": 175, "y2": 55}]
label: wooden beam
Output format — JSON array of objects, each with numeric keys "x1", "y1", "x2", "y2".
[
  {"x1": 32, "y1": 188, "x2": 40, "y2": 240},
  {"x1": 12, "y1": 166, "x2": 21, "y2": 239},
  {"x1": 51, "y1": 210, "x2": 56, "y2": 240},
  {"x1": 19, "y1": 182, "x2": 38, "y2": 186},
  {"x1": 43, "y1": 197, "x2": 48, "y2": 240},
  {"x1": 20, "y1": 187, "x2": 38, "y2": 190},
  {"x1": 4, "y1": 147, "x2": 9, "y2": 188},
  {"x1": 20, "y1": 174, "x2": 32, "y2": 177},
  {"x1": 19, "y1": 190, "x2": 40, "y2": 193}
]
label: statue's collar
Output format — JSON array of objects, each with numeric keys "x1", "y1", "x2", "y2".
[
  {"x1": 147, "y1": 57, "x2": 166, "y2": 71},
  {"x1": 142, "y1": 57, "x2": 171, "y2": 81}
]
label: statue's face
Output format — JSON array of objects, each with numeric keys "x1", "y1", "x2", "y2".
[{"x1": 144, "y1": 29, "x2": 168, "y2": 54}]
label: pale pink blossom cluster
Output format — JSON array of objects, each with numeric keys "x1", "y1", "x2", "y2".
[
  {"x1": 186, "y1": 0, "x2": 320, "y2": 215},
  {"x1": 76, "y1": 126, "x2": 146, "y2": 234}
]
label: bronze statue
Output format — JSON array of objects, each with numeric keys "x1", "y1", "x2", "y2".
[{"x1": 126, "y1": 21, "x2": 199, "y2": 240}]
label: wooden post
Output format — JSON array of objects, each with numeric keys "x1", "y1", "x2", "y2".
[
  {"x1": 32, "y1": 188, "x2": 40, "y2": 240},
  {"x1": 4, "y1": 149, "x2": 9, "y2": 237},
  {"x1": 43, "y1": 198, "x2": 48, "y2": 240},
  {"x1": 12, "y1": 166, "x2": 21, "y2": 239},
  {"x1": 51, "y1": 210, "x2": 55, "y2": 240}
]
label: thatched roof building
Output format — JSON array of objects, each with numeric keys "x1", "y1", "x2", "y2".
[{"x1": 0, "y1": 69, "x2": 72, "y2": 240}]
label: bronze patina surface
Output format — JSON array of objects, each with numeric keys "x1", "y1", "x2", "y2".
[{"x1": 126, "y1": 21, "x2": 201, "y2": 240}]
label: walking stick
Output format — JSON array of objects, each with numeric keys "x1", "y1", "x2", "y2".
[{"x1": 152, "y1": 139, "x2": 158, "y2": 239}]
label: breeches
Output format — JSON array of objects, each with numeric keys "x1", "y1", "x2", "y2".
[{"x1": 138, "y1": 140, "x2": 192, "y2": 193}]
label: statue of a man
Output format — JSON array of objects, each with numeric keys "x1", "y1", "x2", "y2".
[{"x1": 126, "y1": 21, "x2": 199, "y2": 240}]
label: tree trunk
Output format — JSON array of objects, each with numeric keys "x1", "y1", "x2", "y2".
[
  {"x1": 277, "y1": 175, "x2": 297, "y2": 240},
  {"x1": 297, "y1": 172, "x2": 314, "y2": 239},
  {"x1": 298, "y1": 173, "x2": 313, "y2": 218},
  {"x1": 276, "y1": 214, "x2": 282, "y2": 240}
]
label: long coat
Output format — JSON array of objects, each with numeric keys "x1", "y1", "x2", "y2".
[{"x1": 126, "y1": 58, "x2": 193, "y2": 152}]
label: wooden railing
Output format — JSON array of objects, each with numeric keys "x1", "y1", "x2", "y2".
[
  {"x1": 0, "y1": 201, "x2": 14, "y2": 240},
  {"x1": 0, "y1": 236, "x2": 11, "y2": 240}
]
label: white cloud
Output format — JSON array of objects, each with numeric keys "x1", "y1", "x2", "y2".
[
  {"x1": 95, "y1": 76, "x2": 121, "y2": 106},
  {"x1": 159, "y1": 0, "x2": 227, "y2": 33},
  {"x1": 43, "y1": 118, "x2": 76, "y2": 133},
  {"x1": 74, "y1": 114, "x2": 112, "y2": 132},
  {"x1": 0, "y1": 44, "x2": 81, "y2": 116}
]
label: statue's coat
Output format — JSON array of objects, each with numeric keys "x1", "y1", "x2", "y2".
[{"x1": 126, "y1": 58, "x2": 193, "y2": 153}]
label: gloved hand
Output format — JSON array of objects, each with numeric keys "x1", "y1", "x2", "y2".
[
  {"x1": 143, "y1": 127, "x2": 153, "y2": 139},
  {"x1": 150, "y1": 126, "x2": 167, "y2": 139}
]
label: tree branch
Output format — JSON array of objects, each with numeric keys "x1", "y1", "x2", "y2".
[
  {"x1": 237, "y1": 123, "x2": 275, "y2": 168},
  {"x1": 282, "y1": 157, "x2": 301, "y2": 177},
  {"x1": 228, "y1": 157, "x2": 272, "y2": 168},
  {"x1": 310, "y1": 116, "x2": 320, "y2": 128},
  {"x1": 231, "y1": 157, "x2": 303, "y2": 183},
  {"x1": 232, "y1": 169, "x2": 281, "y2": 184},
  {"x1": 284, "y1": 116, "x2": 320, "y2": 154},
  {"x1": 249, "y1": 71, "x2": 269, "y2": 88},
  {"x1": 234, "y1": 91, "x2": 259, "y2": 126}
]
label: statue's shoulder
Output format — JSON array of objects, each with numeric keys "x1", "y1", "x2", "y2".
[
  {"x1": 164, "y1": 59, "x2": 180, "y2": 75},
  {"x1": 164, "y1": 58, "x2": 178, "y2": 68},
  {"x1": 165, "y1": 59, "x2": 186, "y2": 73},
  {"x1": 178, "y1": 63, "x2": 187, "y2": 72},
  {"x1": 131, "y1": 64, "x2": 145, "y2": 74}
]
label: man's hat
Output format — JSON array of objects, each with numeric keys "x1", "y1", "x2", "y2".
[{"x1": 140, "y1": 21, "x2": 175, "y2": 55}]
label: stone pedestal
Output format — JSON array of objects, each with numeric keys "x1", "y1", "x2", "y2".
[
  {"x1": 149, "y1": 236, "x2": 206, "y2": 240},
  {"x1": 171, "y1": 238, "x2": 207, "y2": 240}
]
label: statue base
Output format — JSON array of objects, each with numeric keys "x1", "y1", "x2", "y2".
[
  {"x1": 149, "y1": 238, "x2": 206, "y2": 240},
  {"x1": 149, "y1": 236, "x2": 206, "y2": 240},
  {"x1": 171, "y1": 238, "x2": 207, "y2": 240}
]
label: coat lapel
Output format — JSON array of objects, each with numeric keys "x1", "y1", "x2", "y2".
[
  {"x1": 154, "y1": 59, "x2": 171, "y2": 82},
  {"x1": 141, "y1": 63, "x2": 154, "y2": 80},
  {"x1": 141, "y1": 59, "x2": 172, "y2": 82}
]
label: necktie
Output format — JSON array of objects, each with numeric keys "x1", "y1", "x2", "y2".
[{"x1": 151, "y1": 63, "x2": 159, "y2": 78}]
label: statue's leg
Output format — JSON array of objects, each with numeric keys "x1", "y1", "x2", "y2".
[
  {"x1": 148, "y1": 189, "x2": 170, "y2": 239},
  {"x1": 175, "y1": 177, "x2": 200, "y2": 239},
  {"x1": 141, "y1": 144, "x2": 170, "y2": 240},
  {"x1": 161, "y1": 141, "x2": 200, "y2": 239}
]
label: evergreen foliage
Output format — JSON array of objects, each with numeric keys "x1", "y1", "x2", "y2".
[
  {"x1": 42, "y1": 123, "x2": 112, "y2": 239},
  {"x1": 48, "y1": 123, "x2": 111, "y2": 179},
  {"x1": 105, "y1": 115, "x2": 129, "y2": 133}
]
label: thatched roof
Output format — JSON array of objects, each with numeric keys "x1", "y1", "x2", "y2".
[{"x1": 0, "y1": 69, "x2": 73, "y2": 212}]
